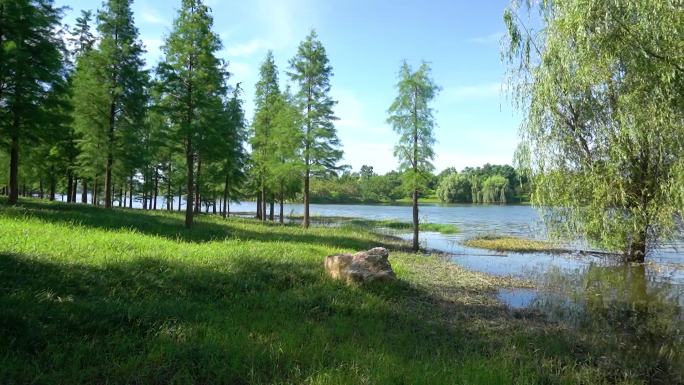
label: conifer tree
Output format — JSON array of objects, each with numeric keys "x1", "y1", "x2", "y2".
[
  {"x1": 288, "y1": 30, "x2": 342, "y2": 228},
  {"x1": 387, "y1": 61, "x2": 440, "y2": 251},
  {"x1": 0, "y1": 0, "x2": 65, "y2": 204},
  {"x1": 157, "y1": 0, "x2": 227, "y2": 228}
]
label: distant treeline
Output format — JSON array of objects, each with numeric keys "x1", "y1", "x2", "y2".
[{"x1": 309, "y1": 164, "x2": 529, "y2": 204}]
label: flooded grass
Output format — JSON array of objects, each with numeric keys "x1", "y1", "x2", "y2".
[
  {"x1": 464, "y1": 234, "x2": 566, "y2": 253},
  {"x1": 345, "y1": 218, "x2": 460, "y2": 234}
]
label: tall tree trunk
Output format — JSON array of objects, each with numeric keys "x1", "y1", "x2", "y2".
[
  {"x1": 261, "y1": 187, "x2": 267, "y2": 222},
  {"x1": 269, "y1": 200, "x2": 274, "y2": 221},
  {"x1": 166, "y1": 166, "x2": 172, "y2": 211},
  {"x1": 194, "y1": 157, "x2": 201, "y2": 214},
  {"x1": 123, "y1": 186, "x2": 127, "y2": 208},
  {"x1": 72, "y1": 177, "x2": 78, "y2": 202},
  {"x1": 303, "y1": 161, "x2": 310, "y2": 227},
  {"x1": 185, "y1": 141, "x2": 194, "y2": 229},
  {"x1": 627, "y1": 228, "x2": 647, "y2": 263},
  {"x1": 222, "y1": 174, "x2": 229, "y2": 219},
  {"x1": 279, "y1": 189, "x2": 284, "y2": 224},
  {"x1": 256, "y1": 193, "x2": 262, "y2": 219},
  {"x1": 119, "y1": 187, "x2": 123, "y2": 207},
  {"x1": 153, "y1": 167, "x2": 159, "y2": 210},
  {"x1": 49, "y1": 173, "x2": 56, "y2": 201},
  {"x1": 129, "y1": 175, "x2": 133, "y2": 208},
  {"x1": 39, "y1": 179, "x2": 44, "y2": 199},
  {"x1": 178, "y1": 184, "x2": 182, "y2": 212},
  {"x1": 82, "y1": 179, "x2": 88, "y2": 203},
  {"x1": 66, "y1": 172, "x2": 73, "y2": 203},
  {"x1": 8, "y1": 133, "x2": 19, "y2": 204},
  {"x1": 92, "y1": 177, "x2": 98, "y2": 205}
]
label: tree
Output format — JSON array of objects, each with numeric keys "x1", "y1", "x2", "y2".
[
  {"x1": 288, "y1": 30, "x2": 342, "y2": 228},
  {"x1": 71, "y1": 0, "x2": 147, "y2": 209},
  {"x1": 0, "y1": 0, "x2": 65, "y2": 204},
  {"x1": 437, "y1": 173, "x2": 471, "y2": 203},
  {"x1": 157, "y1": 0, "x2": 227, "y2": 228},
  {"x1": 387, "y1": 61, "x2": 440, "y2": 251},
  {"x1": 219, "y1": 84, "x2": 247, "y2": 218},
  {"x1": 251, "y1": 51, "x2": 281, "y2": 221},
  {"x1": 504, "y1": 0, "x2": 684, "y2": 262}
]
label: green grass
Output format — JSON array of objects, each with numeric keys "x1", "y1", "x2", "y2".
[
  {"x1": 0, "y1": 199, "x2": 679, "y2": 384},
  {"x1": 344, "y1": 218, "x2": 459, "y2": 234},
  {"x1": 464, "y1": 234, "x2": 565, "y2": 253}
]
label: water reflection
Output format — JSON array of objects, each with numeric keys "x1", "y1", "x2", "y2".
[{"x1": 531, "y1": 264, "x2": 684, "y2": 382}]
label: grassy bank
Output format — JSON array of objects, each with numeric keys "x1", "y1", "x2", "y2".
[
  {"x1": 464, "y1": 234, "x2": 565, "y2": 253},
  {"x1": 344, "y1": 218, "x2": 459, "y2": 234},
  {"x1": 1, "y1": 199, "x2": 679, "y2": 384}
]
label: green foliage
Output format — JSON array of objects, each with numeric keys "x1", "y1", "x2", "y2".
[
  {"x1": 436, "y1": 173, "x2": 471, "y2": 203},
  {"x1": 0, "y1": 0, "x2": 66, "y2": 202},
  {"x1": 157, "y1": 0, "x2": 228, "y2": 227},
  {"x1": 504, "y1": 0, "x2": 684, "y2": 261}
]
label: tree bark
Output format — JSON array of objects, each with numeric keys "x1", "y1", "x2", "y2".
[
  {"x1": 279, "y1": 190, "x2": 284, "y2": 224},
  {"x1": 261, "y1": 187, "x2": 267, "y2": 222},
  {"x1": 269, "y1": 200, "x2": 274, "y2": 221},
  {"x1": 194, "y1": 157, "x2": 201, "y2": 214},
  {"x1": 256, "y1": 193, "x2": 262, "y2": 219},
  {"x1": 222, "y1": 174, "x2": 229, "y2": 218},
  {"x1": 153, "y1": 167, "x2": 159, "y2": 210},
  {"x1": 82, "y1": 179, "x2": 88, "y2": 204},
  {"x1": 72, "y1": 177, "x2": 78, "y2": 202},
  {"x1": 8, "y1": 133, "x2": 19, "y2": 204},
  {"x1": 92, "y1": 177, "x2": 98, "y2": 205},
  {"x1": 129, "y1": 175, "x2": 133, "y2": 208},
  {"x1": 66, "y1": 172, "x2": 74, "y2": 203},
  {"x1": 185, "y1": 141, "x2": 194, "y2": 229}
]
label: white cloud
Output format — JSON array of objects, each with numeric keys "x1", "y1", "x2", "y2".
[
  {"x1": 467, "y1": 32, "x2": 504, "y2": 44},
  {"x1": 224, "y1": 38, "x2": 270, "y2": 57},
  {"x1": 140, "y1": 8, "x2": 166, "y2": 25},
  {"x1": 442, "y1": 82, "x2": 501, "y2": 102},
  {"x1": 340, "y1": 141, "x2": 396, "y2": 174}
]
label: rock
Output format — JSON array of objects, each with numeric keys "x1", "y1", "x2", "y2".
[{"x1": 325, "y1": 247, "x2": 396, "y2": 283}]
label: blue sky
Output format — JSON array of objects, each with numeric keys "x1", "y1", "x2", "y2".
[{"x1": 57, "y1": 0, "x2": 522, "y2": 174}]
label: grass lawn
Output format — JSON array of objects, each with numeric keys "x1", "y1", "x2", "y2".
[{"x1": 0, "y1": 199, "x2": 678, "y2": 384}]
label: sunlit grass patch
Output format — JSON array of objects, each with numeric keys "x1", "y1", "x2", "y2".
[
  {"x1": 463, "y1": 234, "x2": 564, "y2": 253},
  {"x1": 345, "y1": 218, "x2": 459, "y2": 234}
]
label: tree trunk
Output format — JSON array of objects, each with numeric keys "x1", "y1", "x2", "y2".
[
  {"x1": 166, "y1": 166, "x2": 172, "y2": 211},
  {"x1": 66, "y1": 172, "x2": 74, "y2": 203},
  {"x1": 82, "y1": 179, "x2": 88, "y2": 203},
  {"x1": 129, "y1": 175, "x2": 134, "y2": 208},
  {"x1": 194, "y1": 157, "x2": 201, "y2": 214},
  {"x1": 119, "y1": 187, "x2": 123, "y2": 207},
  {"x1": 627, "y1": 229, "x2": 647, "y2": 263},
  {"x1": 8, "y1": 133, "x2": 19, "y2": 204},
  {"x1": 72, "y1": 177, "x2": 78, "y2": 202},
  {"x1": 39, "y1": 179, "x2": 44, "y2": 199},
  {"x1": 279, "y1": 190, "x2": 284, "y2": 224},
  {"x1": 412, "y1": 188, "x2": 419, "y2": 252},
  {"x1": 153, "y1": 167, "x2": 159, "y2": 210},
  {"x1": 303, "y1": 166, "x2": 310, "y2": 228},
  {"x1": 178, "y1": 184, "x2": 182, "y2": 212},
  {"x1": 185, "y1": 141, "x2": 194, "y2": 229},
  {"x1": 269, "y1": 200, "x2": 274, "y2": 221},
  {"x1": 222, "y1": 174, "x2": 229, "y2": 219},
  {"x1": 261, "y1": 187, "x2": 267, "y2": 222},
  {"x1": 256, "y1": 193, "x2": 262, "y2": 219},
  {"x1": 49, "y1": 174, "x2": 56, "y2": 201},
  {"x1": 92, "y1": 177, "x2": 98, "y2": 205}
]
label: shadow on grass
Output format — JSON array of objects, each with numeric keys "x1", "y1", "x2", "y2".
[
  {"x1": 0, "y1": 199, "x2": 397, "y2": 250},
  {"x1": 0, "y1": 251, "x2": 595, "y2": 385}
]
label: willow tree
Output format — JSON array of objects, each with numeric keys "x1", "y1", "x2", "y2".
[
  {"x1": 387, "y1": 61, "x2": 440, "y2": 251},
  {"x1": 504, "y1": 0, "x2": 684, "y2": 262}
]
